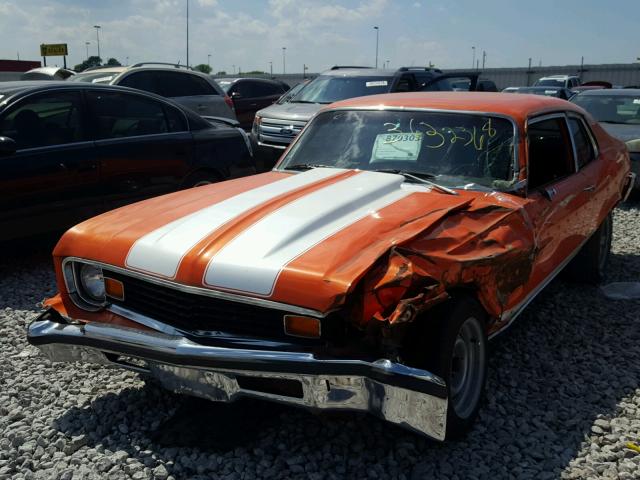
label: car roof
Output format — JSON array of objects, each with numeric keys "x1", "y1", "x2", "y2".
[
  {"x1": 573, "y1": 88, "x2": 640, "y2": 96},
  {"x1": 539, "y1": 75, "x2": 575, "y2": 79},
  {"x1": 326, "y1": 92, "x2": 583, "y2": 124},
  {"x1": 78, "y1": 67, "x2": 127, "y2": 74},
  {"x1": 320, "y1": 67, "x2": 397, "y2": 77}
]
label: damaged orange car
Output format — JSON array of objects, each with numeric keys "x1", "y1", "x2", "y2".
[{"x1": 28, "y1": 92, "x2": 635, "y2": 441}]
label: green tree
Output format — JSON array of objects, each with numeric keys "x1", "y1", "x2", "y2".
[
  {"x1": 74, "y1": 56, "x2": 102, "y2": 72},
  {"x1": 106, "y1": 58, "x2": 122, "y2": 66},
  {"x1": 193, "y1": 64, "x2": 212, "y2": 74}
]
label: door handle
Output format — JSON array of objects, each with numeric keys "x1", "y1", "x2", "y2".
[{"x1": 583, "y1": 185, "x2": 596, "y2": 192}]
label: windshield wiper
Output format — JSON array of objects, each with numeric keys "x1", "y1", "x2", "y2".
[
  {"x1": 291, "y1": 100, "x2": 319, "y2": 104},
  {"x1": 373, "y1": 168, "x2": 459, "y2": 195},
  {"x1": 285, "y1": 163, "x2": 334, "y2": 171}
]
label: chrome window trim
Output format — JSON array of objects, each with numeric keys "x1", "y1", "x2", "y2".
[
  {"x1": 61, "y1": 257, "x2": 327, "y2": 318},
  {"x1": 93, "y1": 131, "x2": 189, "y2": 144},
  {"x1": 275, "y1": 106, "x2": 521, "y2": 186}
]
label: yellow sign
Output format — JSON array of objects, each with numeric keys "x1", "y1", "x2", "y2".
[{"x1": 40, "y1": 43, "x2": 68, "y2": 56}]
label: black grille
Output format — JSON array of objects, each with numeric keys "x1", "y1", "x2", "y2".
[{"x1": 104, "y1": 271, "x2": 292, "y2": 340}]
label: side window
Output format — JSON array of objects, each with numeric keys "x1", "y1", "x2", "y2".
[
  {"x1": 568, "y1": 117, "x2": 595, "y2": 169},
  {"x1": 87, "y1": 91, "x2": 169, "y2": 139},
  {"x1": 394, "y1": 74, "x2": 415, "y2": 93},
  {"x1": 0, "y1": 91, "x2": 83, "y2": 150},
  {"x1": 118, "y1": 72, "x2": 161, "y2": 95},
  {"x1": 164, "y1": 105, "x2": 188, "y2": 132},
  {"x1": 234, "y1": 81, "x2": 257, "y2": 97},
  {"x1": 156, "y1": 72, "x2": 216, "y2": 97},
  {"x1": 527, "y1": 117, "x2": 575, "y2": 190},
  {"x1": 254, "y1": 82, "x2": 282, "y2": 97}
]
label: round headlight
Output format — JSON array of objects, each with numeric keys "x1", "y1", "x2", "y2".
[{"x1": 79, "y1": 264, "x2": 105, "y2": 303}]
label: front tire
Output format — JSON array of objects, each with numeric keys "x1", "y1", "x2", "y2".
[{"x1": 417, "y1": 296, "x2": 488, "y2": 440}]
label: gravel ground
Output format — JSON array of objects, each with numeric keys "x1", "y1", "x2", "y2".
[{"x1": 1, "y1": 200, "x2": 639, "y2": 480}]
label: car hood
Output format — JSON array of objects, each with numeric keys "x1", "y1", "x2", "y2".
[
  {"x1": 55, "y1": 168, "x2": 530, "y2": 314},
  {"x1": 599, "y1": 123, "x2": 640, "y2": 145},
  {"x1": 256, "y1": 102, "x2": 322, "y2": 122}
]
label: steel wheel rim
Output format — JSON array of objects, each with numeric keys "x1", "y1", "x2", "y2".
[{"x1": 450, "y1": 316, "x2": 485, "y2": 419}]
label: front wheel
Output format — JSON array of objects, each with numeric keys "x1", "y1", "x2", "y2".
[{"x1": 417, "y1": 296, "x2": 488, "y2": 440}]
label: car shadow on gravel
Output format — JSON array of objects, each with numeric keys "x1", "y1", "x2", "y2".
[{"x1": 50, "y1": 252, "x2": 640, "y2": 479}]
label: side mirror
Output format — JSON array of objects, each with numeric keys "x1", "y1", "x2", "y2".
[
  {"x1": 0, "y1": 136, "x2": 17, "y2": 156},
  {"x1": 231, "y1": 91, "x2": 242, "y2": 99}
]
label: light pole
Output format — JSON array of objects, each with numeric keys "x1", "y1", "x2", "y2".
[
  {"x1": 125, "y1": 56, "x2": 129, "y2": 66},
  {"x1": 471, "y1": 46, "x2": 475, "y2": 69},
  {"x1": 232, "y1": 64, "x2": 235, "y2": 74},
  {"x1": 385, "y1": 59, "x2": 390, "y2": 69},
  {"x1": 94, "y1": 25, "x2": 101, "y2": 61},
  {"x1": 85, "y1": 42, "x2": 90, "y2": 60},
  {"x1": 374, "y1": 26, "x2": 379, "y2": 68},
  {"x1": 186, "y1": 0, "x2": 189, "y2": 67},
  {"x1": 207, "y1": 53, "x2": 211, "y2": 68},
  {"x1": 303, "y1": 63, "x2": 308, "y2": 79},
  {"x1": 282, "y1": 47, "x2": 286, "y2": 74},
  {"x1": 482, "y1": 50, "x2": 486, "y2": 69},
  {"x1": 269, "y1": 61, "x2": 273, "y2": 76}
]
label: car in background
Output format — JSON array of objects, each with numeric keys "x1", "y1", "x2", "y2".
[
  {"x1": 21, "y1": 67, "x2": 76, "y2": 81},
  {"x1": 572, "y1": 89, "x2": 640, "y2": 189},
  {"x1": 252, "y1": 66, "x2": 479, "y2": 158},
  {"x1": 502, "y1": 86, "x2": 575, "y2": 100},
  {"x1": 534, "y1": 75, "x2": 581, "y2": 89},
  {"x1": 452, "y1": 78, "x2": 498, "y2": 92},
  {"x1": 70, "y1": 63, "x2": 235, "y2": 120},
  {"x1": 0, "y1": 81, "x2": 255, "y2": 242},
  {"x1": 28, "y1": 93, "x2": 634, "y2": 443},
  {"x1": 216, "y1": 77, "x2": 289, "y2": 130}
]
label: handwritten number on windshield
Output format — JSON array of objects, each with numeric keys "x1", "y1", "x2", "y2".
[{"x1": 387, "y1": 118, "x2": 497, "y2": 151}]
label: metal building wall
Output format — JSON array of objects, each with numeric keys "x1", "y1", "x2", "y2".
[{"x1": 444, "y1": 63, "x2": 640, "y2": 89}]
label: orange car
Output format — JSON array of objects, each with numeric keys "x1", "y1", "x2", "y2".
[{"x1": 28, "y1": 92, "x2": 635, "y2": 441}]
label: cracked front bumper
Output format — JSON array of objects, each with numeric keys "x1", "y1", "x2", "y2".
[{"x1": 27, "y1": 308, "x2": 449, "y2": 440}]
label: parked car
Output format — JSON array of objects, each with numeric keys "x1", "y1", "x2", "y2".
[
  {"x1": 502, "y1": 86, "x2": 575, "y2": 100},
  {"x1": 0, "y1": 81, "x2": 255, "y2": 241},
  {"x1": 28, "y1": 92, "x2": 634, "y2": 441},
  {"x1": 534, "y1": 75, "x2": 581, "y2": 89},
  {"x1": 251, "y1": 66, "x2": 479, "y2": 159},
  {"x1": 216, "y1": 77, "x2": 289, "y2": 130},
  {"x1": 21, "y1": 67, "x2": 75, "y2": 81},
  {"x1": 70, "y1": 63, "x2": 235, "y2": 120},
  {"x1": 452, "y1": 78, "x2": 498, "y2": 92},
  {"x1": 572, "y1": 89, "x2": 640, "y2": 189}
]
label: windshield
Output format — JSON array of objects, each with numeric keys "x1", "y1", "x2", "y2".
[
  {"x1": 535, "y1": 79, "x2": 566, "y2": 87},
  {"x1": 291, "y1": 75, "x2": 391, "y2": 104},
  {"x1": 572, "y1": 95, "x2": 640, "y2": 124},
  {"x1": 279, "y1": 110, "x2": 516, "y2": 190},
  {"x1": 69, "y1": 72, "x2": 118, "y2": 83},
  {"x1": 277, "y1": 81, "x2": 307, "y2": 104}
]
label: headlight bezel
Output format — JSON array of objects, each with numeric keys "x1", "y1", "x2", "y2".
[{"x1": 62, "y1": 258, "x2": 107, "y2": 311}]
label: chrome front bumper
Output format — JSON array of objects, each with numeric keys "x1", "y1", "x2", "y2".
[{"x1": 28, "y1": 309, "x2": 448, "y2": 440}]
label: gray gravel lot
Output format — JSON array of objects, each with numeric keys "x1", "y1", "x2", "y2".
[{"x1": 1, "y1": 201, "x2": 639, "y2": 480}]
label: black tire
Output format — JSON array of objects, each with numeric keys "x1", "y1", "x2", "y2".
[
  {"x1": 564, "y1": 212, "x2": 612, "y2": 284},
  {"x1": 182, "y1": 170, "x2": 222, "y2": 189},
  {"x1": 417, "y1": 295, "x2": 488, "y2": 440}
]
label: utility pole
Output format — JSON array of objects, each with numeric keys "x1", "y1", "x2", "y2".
[
  {"x1": 269, "y1": 61, "x2": 273, "y2": 76},
  {"x1": 476, "y1": 59, "x2": 479, "y2": 70},
  {"x1": 527, "y1": 57, "x2": 532, "y2": 86},
  {"x1": 85, "y1": 42, "x2": 90, "y2": 60},
  {"x1": 186, "y1": 0, "x2": 189, "y2": 67},
  {"x1": 282, "y1": 47, "x2": 286, "y2": 74},
  {"x1": 125, "y1": 56, "x2": 129, "y2": 66},
  {"x1": 471, "y1": 46, "x2": 475, "y2": 69},
  {"x1": 93, "y1": 25, "x2": 101, "y2": 61},
  {"x1": 482, "y1": 50, "x2": 486, "y2": 69},
  {"x1": 374, "y1": 26, "x2": 379, "y2": 68},
  {"x1": 303, "y1": 63, "x2": 308, "y2": 79},
  {"x1": 207, "y1": 53, "x2": 211, "y2": 68}
]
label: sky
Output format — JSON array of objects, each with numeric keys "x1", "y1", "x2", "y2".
[{"x1": 1, "y1": 0, "x2": 639, "y2": 73}]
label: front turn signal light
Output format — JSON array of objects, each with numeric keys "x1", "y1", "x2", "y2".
[
  {"x1": 283, "y1": 315, "x2": 321, "y2": 338},
  {"x1": 104, "y1": 277, "x2": 125, "y2": 301}
]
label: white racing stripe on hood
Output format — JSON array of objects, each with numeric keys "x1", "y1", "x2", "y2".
[
  {"x1": 204, "y1": 171, "x2": 409, "y2": 295},
  {"x1": 125, "y1": 168, "x2": 345, "y2": 278}
]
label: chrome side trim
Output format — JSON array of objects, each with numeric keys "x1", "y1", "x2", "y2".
[
  {"x1": 28, "y1": 316, "x2": 448, "y2": 440},
  {"x1": 490, "y1": 234, "x2": 590, "y2": 339},
  {"x1": 61, "y1": 257, "x2": 328, "y2": 318}
]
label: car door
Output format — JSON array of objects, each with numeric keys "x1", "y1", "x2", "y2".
[
  {"x1": 85, "y1": 89, "x2": 193, "y2": 210},
  {"x1": 228, "y1": 80, "x2": 258, "y2": 130},
  {"x1": 0, "y1": 89, "x2": 99, "y2": 241},
  {"x1": 522, "y1": 113, "x2": 598, "y2": 282}
]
